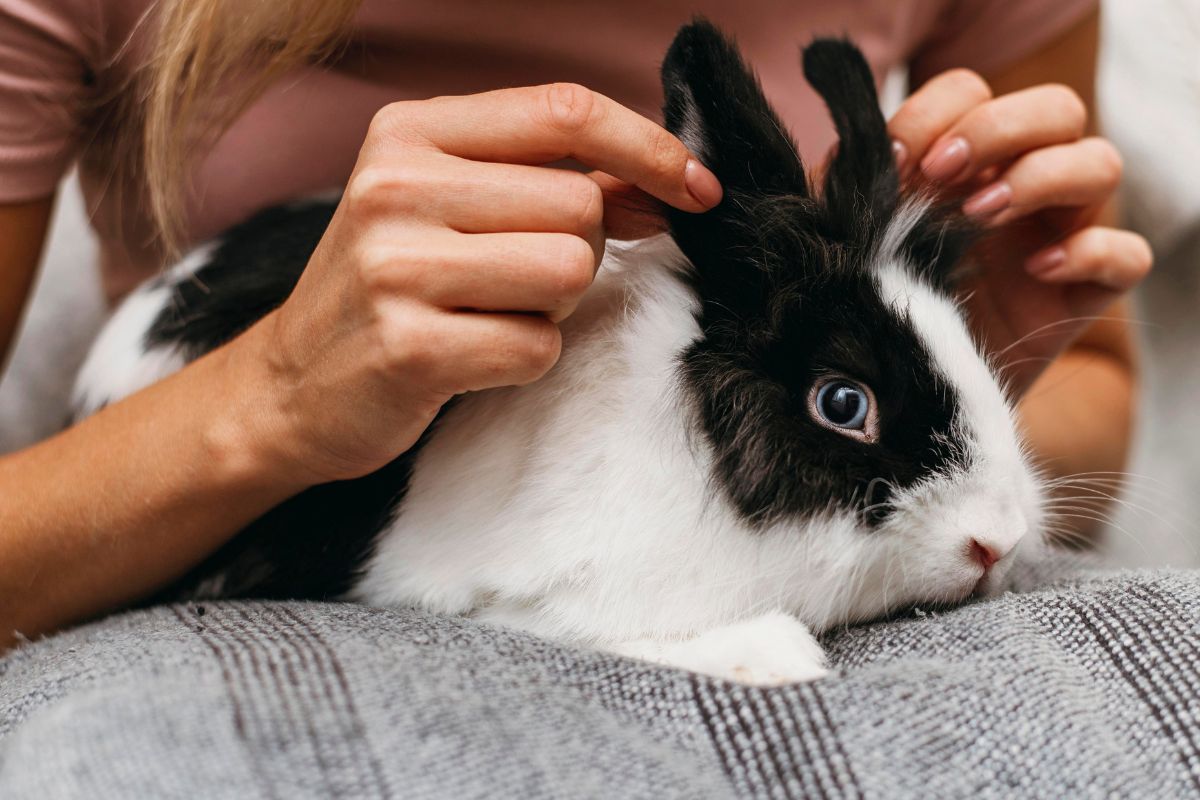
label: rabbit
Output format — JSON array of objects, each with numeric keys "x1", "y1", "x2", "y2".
[{"x1": 71, "y1": 20, "x2": 1044, "y2": 685}]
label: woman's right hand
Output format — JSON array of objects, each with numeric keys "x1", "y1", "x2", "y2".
[{"x1": 236, "y1": 84, "x2": 722, "y2": 486}]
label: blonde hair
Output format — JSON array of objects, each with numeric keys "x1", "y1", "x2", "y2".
[{"x1": 137, "y1": 0, "x2": 362, "y2": 254}]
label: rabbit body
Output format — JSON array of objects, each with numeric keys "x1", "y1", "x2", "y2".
[{"x1": 72, "y1": 24, "x2": 1043, "y2": 684}]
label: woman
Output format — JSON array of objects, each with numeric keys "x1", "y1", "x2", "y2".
[{"x1": 0, "y1": 0, "x2": 1150, "y2": 647}]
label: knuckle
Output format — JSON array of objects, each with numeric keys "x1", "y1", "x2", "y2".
[
  {"x1": 372, "y1": 306, "x2": 423, "y2": 369},
  {"x1": 646, "y1": 126, "x2": 685, "y2": 181},
  {"x1": 478, "y1": 350, "x2": 513, "y2": 383},
  {"x1": 357, "y1": 236, "x2": 430, "y2": 297},
  {"x1": 944, "y1": 68, "x2": 993, "y2": 103},
  {"x1": 479, "y1": 321, "x2": 560, "y2": 385},
  {"x1": 345, "y1": 167, "x2": 389, "y2": 213},
  {"x1": 1129, "y1": 235, "x2": 1154, "y2": 276},
  {"x1": 969, "y1": 101, "x2": 1006, "y2": 134},
  {"x1": 356, "y1": 242, "x2": 401, "y2": 292},
  {"x1": 398, "y1": 336, "x2": 444, "y2": 384},
  {"x1": 345, "y1": 162, "x2": 427, "y2": 215},
  {"x1": 564, "y1": 174, "x2": 605, "y2": 231},
  {"x1": 346, "y1": 167, "x2": 395, "y2": 212},
  {"x1": 967, "y1": 102, "x2": 1017, "y2": 145},
  {"x1": 396, "y1": 317, "x2": 457, "y2": 384},
  {"x1": 366, "y1": 104, "x2": 397, "y2": 138},
  {"x1": 891, "y1": 103, "x2": 938, "y2": 137},
  {"x1": 1088, "y1": 138, "x2": 1124, "y2": 188},
  {"x1": 367, "y1": 101, "x2": 416, "y2": 141},
  {"x1": 1074, "y1": 228, "x2": 1112, "y2": 264},
  {"x1": 550, "y1": 235, "x2": 597, "y2": 298},
  {"x1": 542, "y1": 82, "x2": 597, "y2": 135},
  {"x1": 1044, "y1": 83, "x2": 1088, "y2": 131},
  {"x1": 517, "y1": 321, "x2": 563, "y2": 379}
]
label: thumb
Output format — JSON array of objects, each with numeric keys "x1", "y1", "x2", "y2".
[{"x1": 589, "y1": 171, "x2": 668, "y2": 241}]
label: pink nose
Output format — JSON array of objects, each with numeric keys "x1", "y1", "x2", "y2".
[{"x1": 969, "y1": 539, "x2": 1002, "y2": 571}]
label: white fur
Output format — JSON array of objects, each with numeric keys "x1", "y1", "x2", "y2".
[
  {"x1": 872, "y1": 201, "x2": 1043, "y2": 597},
  {"x1": 613, "y1": 612, "x2": 828, "y2": 685},
  {"x1": 71, "y1": 285, "x2": 183, "y2": 418},
  {"x1": 71, "y1": 243, "x2": 215, "y2": 418}
]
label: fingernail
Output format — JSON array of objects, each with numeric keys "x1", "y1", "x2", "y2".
[
  {"x1": 685, "y1": 159, "x2": 723, "y2": 208},
  {"x1": 891, "y1": 139, "x2": 908, "y2": 172},
  {"x1": 963, "y1": 181, "x2": 1013, "y2": 218},
  {"x1": 921, "y1": 137, "x2": 970, "y2": 181},
  {"x1": 1025, "y1": 246, "x2": 1068, "y2": 276}
]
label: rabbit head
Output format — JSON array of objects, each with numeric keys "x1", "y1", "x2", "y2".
[{"x1": 658, "y1": 21, "x2": 1044, "y2": 624}]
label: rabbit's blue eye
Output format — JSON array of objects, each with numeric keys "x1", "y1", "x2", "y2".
[
  {"x1": 808, "y1": 377, "x2": 878, "y2": 442},
  {"x1": 816, "y1": 381, "x2": 868, "y2": 429}
]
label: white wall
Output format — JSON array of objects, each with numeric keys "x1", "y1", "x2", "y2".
[
  {"x1": 1098, "y1": 0, "x2": 1200, "y2": 566},
  {"x1": 0, "y1": 176, "x2": 104, "y2": 452}
]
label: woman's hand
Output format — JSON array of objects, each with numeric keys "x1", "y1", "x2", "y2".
[
  {"x1": 887, "y1": 69, "x2": 1152, "y2": 394},
  {"x1": 0, "y1": 87, "x2": 721, "y2": 643},
  {"x1": 235, "y1": 84, "x2": 722, "y2": 486}
]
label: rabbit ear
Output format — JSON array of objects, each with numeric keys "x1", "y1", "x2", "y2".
[
  {"x1": 803, "y1": 40, "x2": 982, "y2": 290},
  {"x1": 801, "y1": 40, "x2": 898, "y2": 238},
  {"x1": 661, "y1": 20, "x2": 810, "y2": 329},
  {"x1": 662, "y1": 19, "x2": 807, "y2": 196}
]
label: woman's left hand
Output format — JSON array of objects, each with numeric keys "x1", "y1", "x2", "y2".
[{"x1": 887, "y1": 69, "x2": 1152, "y2": 395}]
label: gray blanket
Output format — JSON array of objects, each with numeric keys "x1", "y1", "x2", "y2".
[{"x1": 2, "y1": 564, "x2": 1198, "y2": 799}]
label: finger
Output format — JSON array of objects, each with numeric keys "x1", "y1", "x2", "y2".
[
  {"x1": 1024, "y1": 227, "x2": 1153, "y2": 292},
  {"x1": 371, "y1": 84, "x2": 722, "y2": 212},
  {"x1": 382, "y1": 230, "x2": 598, "y2": 321},
  {"x1": 920, "y1": 85, "x2": 1088, "y2": 183},
  {"x1": 963, "y1": 138, "x2": 1123, "y2": 224},
  {"x1": 888, "y1": 69, "x2": 993, "y2": 175},
  {"x1": 418, "y1": 309, "x2": 564, "y2": 393},
  {"x1": 589, "y1": 171, "x2": 667, "y2": 240},
  {"x1": 372, "y1": 156, "x2": 604, "y2": 235},
  {"x1": 354, "y1": 156, "x2": 606, "y2": 262}
]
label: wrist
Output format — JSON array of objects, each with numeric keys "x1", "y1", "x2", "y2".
[{"x1": 199, "y1": 311, "x2": 320, "y2": 498}]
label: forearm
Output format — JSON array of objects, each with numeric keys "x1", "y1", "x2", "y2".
[
  {"x1": 0, "y1": 317, "x2": 305, "y2": 647},
  {"x1": 1017, "y1": 343, "x2": 1135, "y2": 483},
  {"x1": 0, "y1": 198, "x2": 53, "y2": 372}
]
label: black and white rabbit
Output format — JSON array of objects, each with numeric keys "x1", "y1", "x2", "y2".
[{"x1": 72, "y1": 22, "x2": 1044, "y2": 685}]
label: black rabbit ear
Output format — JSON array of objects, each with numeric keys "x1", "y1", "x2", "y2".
[
  {"x1": 662, "y1": 19, "x2": 807, "y2": 196},
  {"x1": 801, "y1": 39, "x2": 898, "y2": 236},
  {"x1": 661, "y1": 21, "x2": 810, "y2": 332}
]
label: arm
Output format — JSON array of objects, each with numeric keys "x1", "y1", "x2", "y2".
[
  {"x1": 1016, "y1": 308, "x2": 1135, "y2": 493},
  {"x1": 0, "y1": 196, "x2": 316, "y2": 642},
  {"x1": 0, "y1": 314, "x2": 307, "y2": 642},
  {"x1": 0, "y1": 199, "x2": 55, "y2": 373},
  {"x1": 0, "y1": 85, "x2": 722, "y2": 650}
]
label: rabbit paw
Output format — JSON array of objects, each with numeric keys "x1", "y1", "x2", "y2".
[{"x1": 612, "y1": 612, "x2": 829, "y2": 686}]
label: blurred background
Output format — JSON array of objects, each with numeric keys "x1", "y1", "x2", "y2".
[
  {"x1": 1096, "y1": 0, "x2": 1200, "y2": 566},
  {"x1": 1, "y1": 0, "x2": 1196, "y2": 567}
]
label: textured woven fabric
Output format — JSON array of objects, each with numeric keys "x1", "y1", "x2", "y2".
[{"x1": 1, "y1": 565, "x2": 1198, "y2": 799}]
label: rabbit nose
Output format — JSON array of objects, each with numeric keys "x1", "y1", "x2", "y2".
[{"x1": 968, "y1": 539, "x2": 1007, "y2": 571}]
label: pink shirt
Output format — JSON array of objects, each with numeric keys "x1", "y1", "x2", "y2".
[{"x1": 0, "y1": 0, "x2": 1095, "y2": 301}]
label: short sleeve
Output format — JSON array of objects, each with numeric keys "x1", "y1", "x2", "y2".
[
  {"x1": 910, "y1": 0, "x2": 1098, "y2": 81},
  {"x1": 0, "y1": 0, "x2": 100, "y2": 202}
]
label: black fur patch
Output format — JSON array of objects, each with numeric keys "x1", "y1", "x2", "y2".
[
  {"x1": 140, "y1": 199, "x2": 424, "y2": 602},
  {"x1": 148, "y1": 424, "x2": 435, "y2": 603},
  {"x1": 663, "y1": 21, "x2": 976, "y2": 526},
  {"x1": 145, "y1": 200, "x2": 337, "y2": 355}
]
